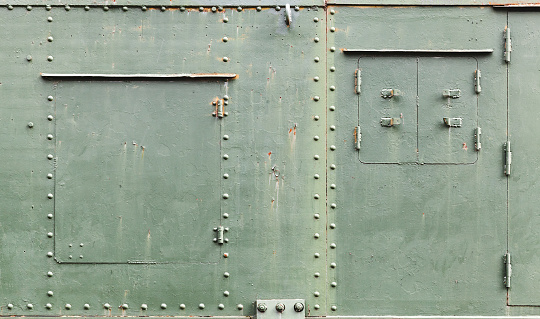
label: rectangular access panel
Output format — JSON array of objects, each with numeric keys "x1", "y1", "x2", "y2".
[{"x1": 53, "y1": 79, "x2": 224, "y2": 263}]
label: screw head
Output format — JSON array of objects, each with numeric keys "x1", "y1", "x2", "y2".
[
  {"x1": 294, "y1": 302, "x2": 304, "y2": 312},
  {"x1": 275, "y1": 5, "x2": 280, "y2": 11},
  {"x1": 180, "y1": 7, "x2": 185, "y2": 11},
  {"x1": 223, "y1": 193, "x2": 229, "y2": 199},
  {"x1": 275, "y1": 303, "x2": 285, "y2": 313},
  {"x1": 330, "y1": 145, "x2": 336, "y2": 150},
  {"x1": 257, "y1": 303, "x2": 267, "y2": 313}
]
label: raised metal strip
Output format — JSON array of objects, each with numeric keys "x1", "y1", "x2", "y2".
[
  {"x1": 343, "y1": 49, "x2": 494, "y2": 53},
  {"x1": 41, "y1": 73, "x2": 238, "y2": 79}
]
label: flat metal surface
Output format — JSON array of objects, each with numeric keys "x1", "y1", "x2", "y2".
[
  {"x1": 41, "y1": 73, "x2": 238, "y2": 79},
  {"x1": 344, "y1": 49, "x2": 494, "y2": 53}
]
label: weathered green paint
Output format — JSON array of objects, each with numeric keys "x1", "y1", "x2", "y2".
[{"x1": 0, "y1": 3, "x2": 540, "y2": 318}]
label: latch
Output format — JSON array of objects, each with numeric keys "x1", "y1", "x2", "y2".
[
  {"x1": 354, "y1": 126, "x2": 361, "y2": 150},
  {"x1": 212, "y1": 98, "x2": 229, "y2": 118},
  {"x1": 443, "y1": 117, "x2": 462, "y2": 127},
  {"x1": 213, "y1": 226, "x2": 229, "y2": 244},
  {"x1": 504, "y1": 141, "x2": 512, "y2": 176},
  {"x1": 380, "y1": 117, "x2": 401, "y2": 127},
  {"x1": 355, "y1": 69, "x2": 361, "y2": 94},
  {"x1": 504, "y1": 252, "x2": 512, "y2": 288},
  {"x1": 475, "y1": 70, "x2": 481, "y2": 94},
  {"x1": 256, "y1": 299, "x2": 305, "y2": 319},
  {"x1": 381, "y1": 88, "x2": 401, "y2": 99},
  {"x1": 475, "y1": 127, "x2": 481, "y2": 151},
  {"x1": 505, "y1": 27, "x2": 512, "y2": 63},
  {"x1": 443, "y1": 89, "x2": 461, "y2": 99}
]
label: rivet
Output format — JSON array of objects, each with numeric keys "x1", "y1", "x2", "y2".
[
  {"x1": 314, "y1": 115, "x2": 320, "y2": 121},
  {"x1": 329, "y1": 105, "x2": 336, "y2": 111},
  {"x1": 79, "y1": 255, "x2": 83, "y2": 259},
  {"x1": 26, "y1": 5, "x2": 32, "y2": 11},
  {"x1": 47, "y1": 232, "x2": 53, "y2": 238},
  {"x1": 80, "y1": 243, "x2": 84, "y2": 247},
  {"x1": 223, "y1": 57, "x2": 229, "y2": 62},
  {"x1": 223, "y1": 95, "x2": 229, "y2": 100},
  {"x1": 47, "y1": 36, "x2": 54, "y2": 42},
  {"x1": 314, "y1": 233, "x2": 320, "y2": 238},
  {"x1": 64, "y1": 5, "x2": 70, "y2": 11},
  {"x1": 314, "y1": 56, "x2": 320, "y2": 62},
  {"x1": 330, "y1": 27, "x2": 336, "y2": 32},
  {"x1": 27, "y1": 304, "x2": 33, "y2": 309},
  {"x1": 218, "y1": 304, "x2": 225, "y2": 310},
  {"x1": 223, "y1": 290, "x2": 230, "y2": 296},
  {"x1": 237, "y1": 6, "x2": 242, "y2": 11},
  {"x1": 48, "y1": 115, "x2": 54, "y2": 121},
  {"x1": 223, "y1": 193, "x2": 229, "y2": 199},
  {"x1": 314, "y1": 37, "x2": 319, "y2": 43},
  {"x1": 275, "y1": 5, "x2": 280, "y2": 11},
  {"x1": 330, "y1": 145, "x2": 336, "y2": 150},
  {"x1": 330, "y1": 9, "x2": 335, "y2": 14},
  {"x1": 330, "y1": 262, "x2": 337, "y2": 268},
  {"x1": 47, "y1": 271, "x2": 53, "y2": 277},
  {"x1": 180, "y1": 6, "x2": 186, "y2": 11},
  {"x1": 199, "y1": 303, "x2": 205, "y2": 309},
  {"x1": 330, "y1": 164, "x2": 336, "y2": 169},
  {"x1": 47, "y1": 17, "x2": 53, "y2": 22},
  {"x1": 85, "y1": 6, "x2": 90, "y2": 10},
  {"x1": 161, "y1": 303, "x2": 167, "y2": 309},
  {"x1": 7, "y1": 304, "x2": 13, "y2": 310},
  {"x1": 122, "y1": 303, "x2": 129, "y2": 309},
  {"x1": 314, "y1": 154, "x2": 320, "y2": 160},
  {"x1": 141, "y1": 6, "x2": 147, "y2": 11},
  {"x1": 47, "y1": 56, "x2": 54, "y2": 62},
  {"x1": 47, "y1": 290, "x2": 54, "y2": 296},
  {"x1": 198, "y1": 6, "x2": 203, "y2": 11},
  {"x1": 48, "y1": 95, "x2": 54, "y2": 101},
  {"x1": 330, "y1": 47, "x2": 336, "y2": 52},
  {"x1": 46, "y1": 303, "x2": 52, "y2": 309},
  {"x1": 160, "y1": 6, "x2": 166, "y2": 11},
  {"x1": 330, "y1": 243, "x2": 337, "y2": 248},
  {"x1": 313, "y1": 17, "x2": 319, "y2": 22},
  {"x1": 65, "y1": 304, "x2": 71, "y2": 310},
  {"x1": 122, "y1": 6, "x2": 128, "y2": 11},
  {"x1": 223, "y1": 17, "x2": 228, "y2": 23},
  {"x1": 6, "y1": 4, "x2": 13, "y2": 10},
  {"x1": 27, "y1": 122, "x2": 34, "y2": 128},
  {"x1": 48, "y1": 213, "x2": 53, "y2": 218},
  {"x1": 104, "y1": 303, "x2": 111, "y2": 309},
  {"x1": 222, "y1": 37, "x2": 228, "y2": 42},
  {"x1": 331, "y1": 203, "x2": 337, "y2": 209},
  {"x1": 314, "y1": 291, "x2": 320, "y2": 297},
  {"x1": 314, "y1": 96, "x2": 320, "y2": 101},
  {"x1": 223, "y1": 154, "x2": 229, "y2": 160},
  {"x1": 69, "y1": 255, "x2": 72, "y2": 259},
  {"x1": 26, "y1": 55, "x2": 32, "y2": 61},
  {"x1": 237, "y1": 304, "x2": 243, "y2": 310},
  {"x1": 331, "y1": 305, "x2": 337, "y2": 311},
  {"x1": 330, "y1": 86, "x2": 336, "y2": 91},
  {"x1": 47, "y1": 134, "x2": 54, "y2": 140},
  {"x1": 223, "y1": 213, "x2": 229, "y2": 218},
  {"x1": 223, "y1": 173, "x2": 229, "y2": 179},
  {"x1": 103, "y1": 6, "x2": 109, "y2": 11},
  {"x1": 314, "y1": 194, "x2": 320, "y2": 199},
  {"x1": 295, "y1": 6, "x2": 300, "y2": 11},
  {"x1": 314, "y1": 252, "x2": 320, "y2": 258},
  {"x1": 331, "y1": 282, "x2": 337, "y2": 287},
  {"x1": 223, "y1": 252, "x2": 229, "y2": 258},
  {"x1": 314, "y1": 272, "x2": 320, "y2": 277},
  {"x1": 48, "y1": 193, "x2": 53, "y2": 199},
  {"x1": 256, "y1": 6, "x2": 262, "y2": 11},
  {"x1": 69, "y1": 244, "x2": 73, "y2": 247},
  {"x1": 314, "y1": 304, "x2": 320, "y2": 310},
  {"x1": 314, "y1": 174, "x2": 319, "y2": 179},
  {"x1": 314, "y1": 135, "x2": 319, "y2": 141},
  {"x1": 180, "y1": 304, "x2": 186, "y2": 309},
  {"x1": 314, "y1": 76, "x2": 319, "y2": 82},
  {"x1": 224, "y1": 272, "x2": 230, "y2": 277},
  {"x1": 84, "y1": 304, "x2": 90, "y2": 310},
  {"x1": 330, "y1": 125, "x2": 336, "y2": 131},
  {"x1": 314, "y1": 213, "x2": 320, "y2": 219},
  {"x1": 223, "y1": 135, "x2": 229, "y2": 140},
  {"x1": 212, "y1": 7, "x2": 217, "y2": 12},
  {"x1": 330, "y1": 223, "x2": 336, "y2": 228},
  {"x1": 330, "y1": 184, "x2": 336, "y2": 189}
]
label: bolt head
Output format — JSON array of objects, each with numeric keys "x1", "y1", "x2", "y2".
[
  {"x1": 275, "y1": 303, "x2": 285, "y2": 313},
  {"x1": 294, "y1": 302, "x2": 304, "y2": 312},
  {"x1": 257, "y1": 303, "x2": 267, "y2": 312}
]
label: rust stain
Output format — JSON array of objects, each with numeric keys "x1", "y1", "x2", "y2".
[
  {"x1": 462, "y1": 142, "x2": 468, "y2": 150},
  {"x1": 268, "y1": 151, "x2": 272, "y2": 156}
]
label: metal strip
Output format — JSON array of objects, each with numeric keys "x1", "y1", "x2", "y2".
[
  {"x1": 343, "y1": 49, "x2": 494, "y2": 53},
  {"x1": 41, "y1": 73, "x2": 238, "y2": 79}
]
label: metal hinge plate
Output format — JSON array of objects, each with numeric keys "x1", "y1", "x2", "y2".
[
  {"x1": 213, "y1": 226, "x2": 229, "y2": 244},
  {"x1": 256, "y1": 299, "x2": 305, "y2": 319},
  {"x1": 505, "y1": 27, "x2": 512, "y2": 63},
  {"x1": 505, "y1": 141, "x2": 512, "y2": 176},
  {"x1": 504, "y1": 252, "x2": 512, "y2": 288}
]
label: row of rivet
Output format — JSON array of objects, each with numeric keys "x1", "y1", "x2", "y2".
[
  {"x1": 221, "y1": 93, "x2": 232, "y2": 311},
  {"x1": 7, "y1": 4, "x2": 300, "y2": 12},
  {"x1": 6, "y1": 303, "x2": 244, "y2": 310}
]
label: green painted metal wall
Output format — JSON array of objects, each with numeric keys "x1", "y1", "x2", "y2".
[{"x1": 0, "y1": 3, "x2": 540, "y2": 319}]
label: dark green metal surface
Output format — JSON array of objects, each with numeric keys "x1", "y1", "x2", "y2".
[{"x1": 0, "y1": 3, "x2": 540, "y2": 319}]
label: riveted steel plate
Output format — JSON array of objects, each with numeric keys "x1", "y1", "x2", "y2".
[{"x1": 53, "y1": 80, "x2": 224, "y2": 263}]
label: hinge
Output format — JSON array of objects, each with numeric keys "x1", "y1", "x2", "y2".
[
  {"x1": 505, "y1": 27, "x2": 512, "y2": 63},
  {"x1": 504, "y1": 252, "x2": 512, "y2": 288},
  {"x1": 505, "y1": 141, "x2": 512, "y2": 176},
  {"x1": 475, "y1": 69, "x2": 481, "y2": 94},
  {"x1": 213, "y1": 226, "x2": 229, "y2": 244},
  {"x1": 475, "y1": 127, "x2": 481, "y2": 151},
  {"x1": 212, "y1": 97, "x2": 229, "y2": 118},
  {"x1": 354, "y1": 126, "x2": 361, "y2": 150},
  {"x1": 355, "y1": 69, "x2": 361, "y2": 94}
]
